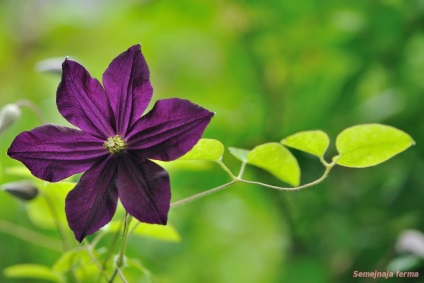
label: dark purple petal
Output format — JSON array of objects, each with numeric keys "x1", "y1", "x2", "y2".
[
  {"x1": 57, "y1": 59, "x2": 115, "y2": 139},
  {"x1": 65, "y1": 157, "x2": 118, "y2": 242},
  {"x1": 117, "y1": 156, "x2": 170, "y2": 225},
  {"x1": 7, "y1": 125, "x2": 107, "y2": 182},
  {"x1": 126, "y1": 98, "x2": 214, "y2": 161},
  {"x1": 102, "y1": 44, "x2": 153, "y2": 135}
]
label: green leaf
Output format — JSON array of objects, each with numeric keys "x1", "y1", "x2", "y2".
[
  {"x1": 131, "y1": 222, "x2": 181, "y2": 242},
  {"x1": 281, "y1": 130, "x2": 330, "y2": 158},
  {"x1": 387, "y1": 255, "x2": 422, "y2": 272},
  {"x1": 127, "y1": 258, "x2": 152, "y2": 275},
  {"x1": 27, "y1": 197, "x2": 55, "y2": 229},
  {"x1": 105, "y1": 220, "x2": 181, "y2": 242},
  {"x1": 178, "y1": 138, "x2": 224, "y2": 161},
  {"x1": 4, "y1": 166, "x2": 33, "y2": 178},
  {"x1": 336, "y1": 124, "x2": 415, "y2": 168},
  {"x1": 228, "y1": 147, "x2": 250, "y2": 163},
  {"x1": 4, "y1": 264, "x2": 63, "y2": 282},
  {"x1": 53, "y1": 248, "x2": 107, "y2": 282},
  {"x1": 127, "y1": 258, "x2": 153, "y2": 283},
  {"x1": 247, "y1": 143, "x2": 300, "y2": 186},
  {"x1": 53, "y1": 249, "x2": 90, "y2": 273}
]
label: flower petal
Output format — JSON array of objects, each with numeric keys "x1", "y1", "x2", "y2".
[
  {"x1": 7, "y1": 125, "x2": 107, "y2": 182},
  {"x1": 126, "y1": 98, "x2": 214, "y2": 161},
  {"x1": 117, "y1": 156, "x2": 170, "y2": 225},
  {"x1": 65, "y1": 157, "x2": 118, "y2": 242},
  {"x1": 57, "y1": 59, "x2": 115, "y2": 139},
  {"x1": 102, "y1": 44, "x2": 153, "y2": 135}
]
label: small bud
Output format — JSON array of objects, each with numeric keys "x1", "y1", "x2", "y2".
[
  {"x1": 0, "y1": 104, "x2": 21, "y2": 134},
  {"x1": 1, "y1": 181, "x2": 39, "y2": 201},
  {"x1": 35, "y1": 57, "x2": 67, "y2": 74}
]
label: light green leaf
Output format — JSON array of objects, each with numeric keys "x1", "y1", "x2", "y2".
[
  {"x1": 281, "y1": 130, "x2": 330, "y2": 158},
  {"x1": 4, "y1": 264, "x2": 63, "y2": 282},
  {"x1": 131, "y1": 222, "x2": 181, "y2": 242},
  {"x1": 178, "y1": 138, "x2": 224, "y2": 161},
  {"x1": 247, "y1": 143, "x2": 300, "y2": 186},
  {"x1": 336, "y1": 124, "x2": 415, "y2": 168},
  {"x1": 154, "y1": 160, "x2": 213, "y2": 171},
  {"x1": 105, "y1": 220, "x2": 181, "y2": 242},
  {"x1": 228, "y1": 147, "x2": 250, "y2": 163}
]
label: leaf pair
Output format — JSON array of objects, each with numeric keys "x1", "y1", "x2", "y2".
[{"x1": 282, "y1": 124, "x2": 415, "y2": 167}]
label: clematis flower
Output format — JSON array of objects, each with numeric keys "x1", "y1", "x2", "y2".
[{"x1": 8, "y1": 44, "x2": 214, "y2": 242}]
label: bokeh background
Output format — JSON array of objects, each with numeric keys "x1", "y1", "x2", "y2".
[{"x1": 1, "y1": 0, "x2": 424, "y2": 282}]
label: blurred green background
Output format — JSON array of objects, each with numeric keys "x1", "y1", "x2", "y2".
[{"x1": 1, "y1": 0, "x2": 424, "y2": 282}]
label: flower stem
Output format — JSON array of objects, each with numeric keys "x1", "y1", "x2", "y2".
[
  {"x1": 15, "y1": 99, "x2": 47, "y2": 124},
  {"x1": 109, "y1": 213, "x2": 132, "y2": 283}
]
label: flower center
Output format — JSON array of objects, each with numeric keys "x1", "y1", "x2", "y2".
[{"x1": 103, "y1": 135, "x2": 126, "y2": 154}]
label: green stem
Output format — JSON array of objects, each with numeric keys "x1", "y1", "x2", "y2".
[
  {"x1": 170, "y1": 159, "x2": 337, "y2": 207},
  {"x1": 109, "y1": 213, "x2": 132, "y2": 283},
  {"x1": 217, "y1": 160, "x2": 237, "y2": 179},
  {"x1": 237, "y1": 162, "x2": 247, "y2": 179},
  {"x1": 15, "y1": 99, "x2": 47, "y2": 124},
  {"x1": 0, "y1": 219, "x2": 61, "y2": 251},
  {"x1": 42, "y1": 193, "x2": 70, "y2": 251},
  {"x1": 170, "y1": 181, "x2": 236, "y2": 208},
  {"x1": 98, "y1": 215, "x2": 124, "y2": 281},
  {"x1": 90, "y1": 230, "x2": 107, "y2": 249},
  {"x1": 117, "y1": 269, "x2": 129, "y2": 283},
  {"x1": 239, "y1": 158, "x2": 337, "y2": 191}
]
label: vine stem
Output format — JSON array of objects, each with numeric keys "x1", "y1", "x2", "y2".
[
  {"x1": 238, "y1": 158, "x2": 337, "y2": 192},
  {"x1": 170, "y1": 181, "x2": 236, "y2": 208},
  {"x1": 109, "y1": 213, "x2": 132, "y2": 283},
  {"x1": 237, "y1": 162, "x2": 247, "y2": 179},
  {"x1": 218, "y1": 159, "x2": 237, "y2": 179},
  {"x1": 170, "y1": 158, "x2": 338, "y2": 208}
]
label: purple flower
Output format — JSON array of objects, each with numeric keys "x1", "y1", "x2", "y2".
[{"x1": 8, "y1": 45, "x2": 214, "y2": 242}]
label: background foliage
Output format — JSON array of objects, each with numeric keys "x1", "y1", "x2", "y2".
[{"x1": 1, "y1": 0, "x2": 424, "y2": 282}]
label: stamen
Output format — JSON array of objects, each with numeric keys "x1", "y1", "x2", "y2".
[{"x1": 103, "y1": 135, "x2": 126, "y2": 154}]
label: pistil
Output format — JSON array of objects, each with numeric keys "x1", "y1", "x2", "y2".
[{"x1": 104, "y1": 135, "x2": 126, "y2": 154}]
